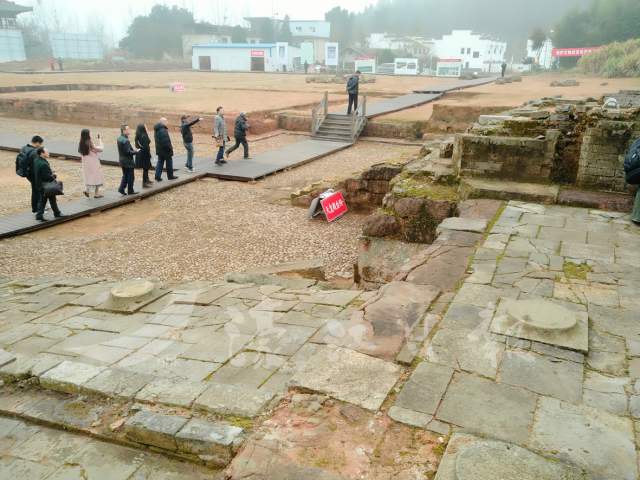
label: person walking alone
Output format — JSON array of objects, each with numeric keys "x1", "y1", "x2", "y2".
[
  {"x1": 213, "y1": 106, "x2": 229, "y2": 166},
  {"x1": 346, "y1": 70, "x2": 361, "y2": 115},
  {"x1": 78, "y1": 129, "x2": 104, "y2": 198},
  {"x1": 501, "y1": 62, "x2": 507, "y2": 78},
  {"x1": 135, "y1": 124, "x2": 153, "y2": 189},
  {"x1": 226, "y1": 112, "x2": 250, "y2": 160},
  {"x1": 117, "y1": 124, "x2": 137, "y2": 196},
  {"x1": 34, "y1": 148, "x2": 64, "y2": 221},
  {"x1": 154, "y1": 117, "x2": 177, "y2": 181},
  {"x1": 16, "y1": 135, "x2": 43, "y2": 215},
  {"x1": 180, "y1": 115, "x2": 202, "y2": 173}
]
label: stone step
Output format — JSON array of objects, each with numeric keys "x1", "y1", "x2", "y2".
[
  {"x1": 459, "y1": 178, "x2": 560, "y2": 204},
  {"x1": 318, "y1": 125, "x2": 353, "y2": 134},
  {"x1": 124, "y1": 409, "x2": 243, "y2": 467},
  {"x1": 557, "y1": 188, "x2": 633, "y2": 213}
]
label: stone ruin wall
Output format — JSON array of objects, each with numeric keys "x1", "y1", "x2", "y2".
[{"x1": 453, "y1": 93, "x2": 640, "y2": 193}]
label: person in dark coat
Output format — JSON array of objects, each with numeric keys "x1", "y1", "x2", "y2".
[
  {"x1": 180, "y1": 115, "x2": 202, "y2": 173},
  {"x1": 17, "y1": 135, "x2": 44, "y2": 214},
  {"x1": 501, "y1": 62, "x2": 507, "y2": 78},
  {"x1": 117, "y1": 124, "x2": 137, "y2": 195},
  {"x1": 304, "y1": 60, "x2": 309, "y2": 74},
  {"x1": 225, "y1": 113, "x2": 250, "y2": 160},
  {"x1": 135, "y1": 124, "x2": 153, "y2": 189},
  {"x1": 154, "y1": 117, "x2": 178, "y2": 181},
  {"x1": 346, "y1": 70, "x2": 361, "y2": 115},
  {"x1": 33, "y1": 147, "x2": 63, "y2": 221}
]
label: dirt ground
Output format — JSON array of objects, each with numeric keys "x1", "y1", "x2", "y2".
[
  {"x1": 0, "y1": 118, "x2": 419, "y2": 281},
  {"x1": 380, "y1": 73, "x2": 639, "y2": 121}
]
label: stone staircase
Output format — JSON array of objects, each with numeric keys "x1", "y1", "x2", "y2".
[{"x1": 311, "y1": 92, "x2": 368, "y2": 144}]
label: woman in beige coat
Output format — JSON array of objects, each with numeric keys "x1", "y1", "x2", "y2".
[{"x1": 78, "y1": 129, "x2": 104, "y2": 198}]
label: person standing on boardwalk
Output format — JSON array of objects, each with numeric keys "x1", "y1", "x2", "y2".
[
  {"x1": 346, "y1": 70, "x2": 361, "y2": 115},
  {"x1": 34, "y1": 148, "x2": 64, "y2": 221},
  {"x1": 117, "y1": 124, "x2": 137, "y2": 196},
  {"x1": 226, "y1": 112, "x2": 250, "y2": 160},
  {"x1": 501, "y1": 62, "x2": 507, "y2": 78},
  {"x1": 154, "y1": 117, "x2": 177, "y2": 181},
  {"x1": 16, "y1": 135, "x2": 43, "y2": 214},
  {"x1": 135, "y1": 124, "x2": 153, "y2": 189},
  {"x1": 213, "y1": 106, "x2": 229, "y2": 166},
  {"x1": 78, "y1": 129, "x2": 105, "y2": 198},
  {"x1": 180, "y1": 115, "x2": 202, "y2": 173}
]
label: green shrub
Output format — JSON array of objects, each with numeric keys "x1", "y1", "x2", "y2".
[{"x1": 578, "y1": 39, "x2": 640, "y2": 77}]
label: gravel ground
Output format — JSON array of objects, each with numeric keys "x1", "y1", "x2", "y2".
[{"x1": 0, "y1": 118, "x2": 419, "y2": 281}]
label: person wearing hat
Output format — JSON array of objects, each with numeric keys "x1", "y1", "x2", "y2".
[{"x1": 225, "y1": 112, "x2": 251, "y2": 160}]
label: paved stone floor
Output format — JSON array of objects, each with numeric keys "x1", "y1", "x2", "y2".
[
  {"x1": 392, "y1": 201, "x2": 640, "y2": 480},
  {"x1": 2, "y1": 200, "x2": 640, "y2": 478},
  {"x1": 0, "y1": 416, "x2": 221, "y2": 479}
]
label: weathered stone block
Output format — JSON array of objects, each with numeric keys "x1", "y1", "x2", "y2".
[
  {"x1": 195, "y1": 383, "x2": 274, "y2": 417},
  {"x1": 176, "y1": 418, "x2": 243, "y2": 466},
  {"x1": 39, "y1": 360, "x2": 106, "y2": 394},
  {"x1": 124, "y1": 410, "x2": 188, "y2": 451}
]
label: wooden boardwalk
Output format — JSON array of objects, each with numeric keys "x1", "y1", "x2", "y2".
[
  {"x1": 0, "y1": 77, "x2": 495, "y2": 239},
  {"x1": 0, "y1": 138, "x2": 351, "y2": 239}
]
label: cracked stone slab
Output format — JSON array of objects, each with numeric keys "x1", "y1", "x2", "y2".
[
  {"x1": 434, "y1": 433, "x2": 587, "y2": 480},
  {"x1": 530, "y1": 396, "x2": 637, "y2": 480},
  {"x1": 393, "y1": 361, "x2": 453, "y2": 416},
  {"x1": 39, "y1": 360, "x2": 106, "y2": 394},
  {"x1": 437, "y1": 217, "x2": 488, "y2": 234},
  {"x1": 135, "y1": 378, "x2": 208, "y2": 408},
  {"x1": 0, "y1": 348, "x2": 16, "y2": 368},
  {"x1": 194, "y1": 383, "x2": 275, "y2": 417},
  {"x1": 437, "y1": 373, "x2": 537, "y2": 444},
  {"x1": 290, "y1": 344, "x2": 401, "y2": 411},
  {"x1": 498, "y1": 350, "x2": 583, "y2": 403},
  {"x1": 490, "y1": 298, "x2": 588, "y2": 353},
  {"x1": 83, "y1": 368, "x2": 155, "y2": 399}
]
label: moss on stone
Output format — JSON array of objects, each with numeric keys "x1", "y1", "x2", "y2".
[
  {"x1": 391, "y1": 176, "x2": 459, "y2": 201},
  {"x1": 563, "y1": 261, "x2": 592, "y2": 281}
]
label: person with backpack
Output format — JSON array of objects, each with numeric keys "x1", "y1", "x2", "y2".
[
  {"x1": 624, "y1": 137, "x2": 640, "y2": 225},
  {"x1": 180, "y1": 115, "x2": 203, "y2": 173},
  {"x1": 346, "y1": 70, "x2": 361, "y2": 115},
  {"x1": 16, "y1": 135, "x2": 44, "y2": 214},
  {"x1": 78, "y1": 129, "x2": 104, "y2": 198},
  {"x1": 225, "y1": 112, "x2": 251, "y2": 160},
  {"x1": 33, "y1": 147, "x2": 64, "y2": 221}
]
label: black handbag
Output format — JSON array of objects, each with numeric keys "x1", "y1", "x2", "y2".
[{"x1": 43, "y1": 180, "x2": 64, "y2": 196}]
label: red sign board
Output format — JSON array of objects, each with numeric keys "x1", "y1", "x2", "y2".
[
  {"x1": 320, "y1": 191, "x2": 348, "y2": 222},
  {"x1": 170, "y1": 82, "x2": 185, "y2": 93},
  {"x1": 250, "y1": 50, "x2": 265, "y2": 57},
  {"x1": 552, "y1": 47, "x2": 600, "y2": 58}
]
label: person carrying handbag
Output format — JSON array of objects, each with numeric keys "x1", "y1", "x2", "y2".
[{"x1": 34, "y1": 147, "x2": 64, "y2": 221}]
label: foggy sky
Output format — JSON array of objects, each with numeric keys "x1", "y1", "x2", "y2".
[{"x1": 20, "y1": 0, "x2": 375, "y2": 44}]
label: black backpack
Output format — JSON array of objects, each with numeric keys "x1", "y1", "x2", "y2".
[
  {"x1": 15, "y1": 144, "x2": 34, "y2": 178},
  {"x1": 624, "y1": 138, "x2": 640, "y2": 184}
]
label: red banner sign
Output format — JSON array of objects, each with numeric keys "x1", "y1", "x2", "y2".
[
  {"x1": 552, "y1": 47, "x2": 600, "y2": 58},
  {"x1": 170, "y1": 82, "x2": 185, "y2": 93},
  {"x1": 320, "y1": 191, "x2": 348, "y2": 223},
  {"x1": 250, "y1": 50, "x2": 265, "y2": 57}
]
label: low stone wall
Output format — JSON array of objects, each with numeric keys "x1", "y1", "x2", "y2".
[
  {"x1": 454, "y1": 133, "x2": 556, "y2": 182},
  {"x1": 427, "y1": 104, "x2": 511, "y2": 133},
  {"x1": 0, "y1": 84, "x2": 146, "y2": 94},
  {"x1": 0, "y1": 97, "x2": 278, "y2": 135},
  {"x1": 577, "y1": 118, "x2": 639, "y2": 192}
]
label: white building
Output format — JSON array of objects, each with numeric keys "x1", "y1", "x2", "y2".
[
  {"x1": 0, "y1": 0, "x2": 31, "y2": 63},
  {"x1": 433, "y1": 30, "x2": 507, "y2": 73},
  {"x1": 192, "y1": 42, "x2": 301, "y2": 72},
  {"x1": 367, "y1": 33, "x2": 433, "y2": 57},
  {"x1": 182, "y1": 34, "x2": 231, "y2": 59},
  {"x1": 527, "y1": 38, "x2": 554, "y2": 69}
]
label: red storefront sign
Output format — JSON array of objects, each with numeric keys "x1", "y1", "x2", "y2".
[
  {"x1": 320, "y1": 191, "x2": 348, "y2": 222},
  {"x1": 552, "y1": 47, "x2": 600, "y2": 58},
  {"x1": 250, "y1": 50, "x2": 265, "y2": 57}
]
